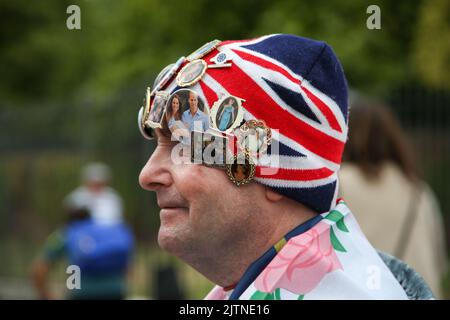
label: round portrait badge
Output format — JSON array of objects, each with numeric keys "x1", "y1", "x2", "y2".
[
  {"x1": 176, "y1": 59, "x2": 207, "y2": 87},
  {"x1": 210, "y1": 95, "x2": 245, "y2": 133},
  {"x1": 237, "y1": 119, "x2": 272, "y2": 156},
  {"x1": 226, "y1": 154, "x2": 256, "y2": 187},
  {"x1": 164, "y1": 89, "x2": 210, "y2": 143}
]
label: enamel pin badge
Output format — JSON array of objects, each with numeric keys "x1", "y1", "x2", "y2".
[
  {"x1": 209, "y1": 95, "x2": 245, "y2": 133},
  {"x1": 144, "y1": 91, "x2": 170, "y2": 129},
  {"x1": 186, "y1": 39, "x2": 221, "y2": 62},
  {"x1": 209, "y1": 50, "x2": 233, "y2": 68},
  {"x1": 152, "y1": 56, "x2": 186, "y2": 94}
]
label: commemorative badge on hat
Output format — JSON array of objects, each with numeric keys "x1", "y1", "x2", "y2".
[
  {"x1": 144, "y1": 91, "x2": 169, "y2": 129},
  {"x1": 153, "y1": 56, "x2": 186, "y2": 92},
  {"x1": 226, "y1": 154, "x2": 256, "y2": 187},
  {"x1": 176, "y1": 57, "x2": 232, "y2": 88},
  {"x1": 177, "y1": 39, "x2": 232, "y2": 87},
  {"x1": 209, "y1": 95, "x2": 245, "y2": 133},
  {"x1": 209, "y1": 50, "x2": 233, "y2": 66},
  {"x1": 165, "y1": 88, "x2": 210, "y2": 142},
  {"x1": 138, "y1": 56, "x2": 185, "y2": 139},
  {"x1": 176, "y1": 59, "x2": 208, "y2": 87},
  {"x1": 237, "y1": 120, "x2": 272, "y2": 156},
  {"x1": 186, "y1": 39, "x2": 221, "y2": 62}
]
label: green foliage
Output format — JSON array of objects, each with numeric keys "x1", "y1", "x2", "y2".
[
  {"x1": 252, "y1": 0, "x2": 426, "y2": 94},
  {"x1": 2, "y1": 0, "x2": 447, "y2": 105},
  {"x1": 413, "y1": 0, "x2": 450, "y2": 89}
]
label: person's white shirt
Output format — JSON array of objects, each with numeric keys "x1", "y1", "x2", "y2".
[{"x1": 65, "y1": 186, "x2": 123, "y2": 225}]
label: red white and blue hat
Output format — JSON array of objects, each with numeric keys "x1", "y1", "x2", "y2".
[{"x1": 142, "y1": 34, "x2": 349, "y2": 214}]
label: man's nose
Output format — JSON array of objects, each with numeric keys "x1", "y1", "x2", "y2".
[{"x1": 139, "y1": 150, "x2": 173, "y2": 191}]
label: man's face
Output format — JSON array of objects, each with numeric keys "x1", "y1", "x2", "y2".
[
  {"x1": 139, "y1": 130, "x2": 262, "y2": 262},
  {"x1": 188, "y1": 93, "x2": 198, "y2": 112}
]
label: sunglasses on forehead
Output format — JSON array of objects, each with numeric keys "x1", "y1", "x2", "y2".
[
  {"x1": 138, "y1": 56, "x2": 186, "y2": 139},
  {"x1": 137, "y1": 88, "x2": 272, "y2": 183},
  {"x1": 138, "y1": 87, "x2": 211, "y2": 140},
  {"x1": 137, "y1": 45, "x2": 272, "y2": 186}
]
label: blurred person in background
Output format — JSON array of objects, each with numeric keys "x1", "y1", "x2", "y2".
[
  {"x1": 339, "y1": 95, "x2": 448, "y2": 298},
  {"x1": 31, "y1": 206, "x2": 134, "y2": 299},
  {"x1": 64, "y1": 162, "x2": 123, "y2": 225},
  {"x1": 31, "y1": 163, "x2": 135, "y2": 299}
]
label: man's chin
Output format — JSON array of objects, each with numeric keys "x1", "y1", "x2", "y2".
[
  {"x1": 157, "y1": 227, "x2": 187, "y2": 255},
  {"x1": 157, "y1": 230, "x2": 174, "y2": 252}
]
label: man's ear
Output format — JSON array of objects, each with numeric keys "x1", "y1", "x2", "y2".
[{"x1": 265, "y1": 186, "x2": 284, "y2": 202}]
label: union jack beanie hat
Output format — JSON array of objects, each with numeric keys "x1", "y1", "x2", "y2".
[{"x1": 149, "y1": 34, "x2": 349, "y2": 214}]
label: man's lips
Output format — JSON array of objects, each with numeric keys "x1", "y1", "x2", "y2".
[
  {"x1": 160, "y1": 207, "x2": 188, "y2": 212},
  {"x1": 156, "y1": 192, "x2": 189, "y2": 212},
  {"x1": 157, "y1": 201, "x2": 189, "y2": 211},
  {"x1": 159, "y1": 207, "x2": 189, "y2": 218},
  {"x1": 158, "y1": 203, "x2": 188, "y2": 210}
]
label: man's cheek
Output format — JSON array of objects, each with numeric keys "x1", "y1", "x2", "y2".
[{"x1": 172, "y1": 165, "x2": 205, "y2": 197}]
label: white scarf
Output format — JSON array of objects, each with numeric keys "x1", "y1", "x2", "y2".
[{"x1": 205, "y1": 199, "x2": 408, "y2": 300}]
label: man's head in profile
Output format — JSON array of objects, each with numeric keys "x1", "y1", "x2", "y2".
[{"x1": 138, "y1": 35, "x2": 418, "y2": 300}]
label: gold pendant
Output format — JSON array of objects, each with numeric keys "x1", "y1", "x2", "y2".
[
  {"x1": 176, "y1": 59, "x2": 208, "y2": 87},
  {"x1": 237, "y1": 119, "x2": 272, "y2": 156},
  {"x1": 226, "y1": 154, "x2": 256, "y2": 186}
]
